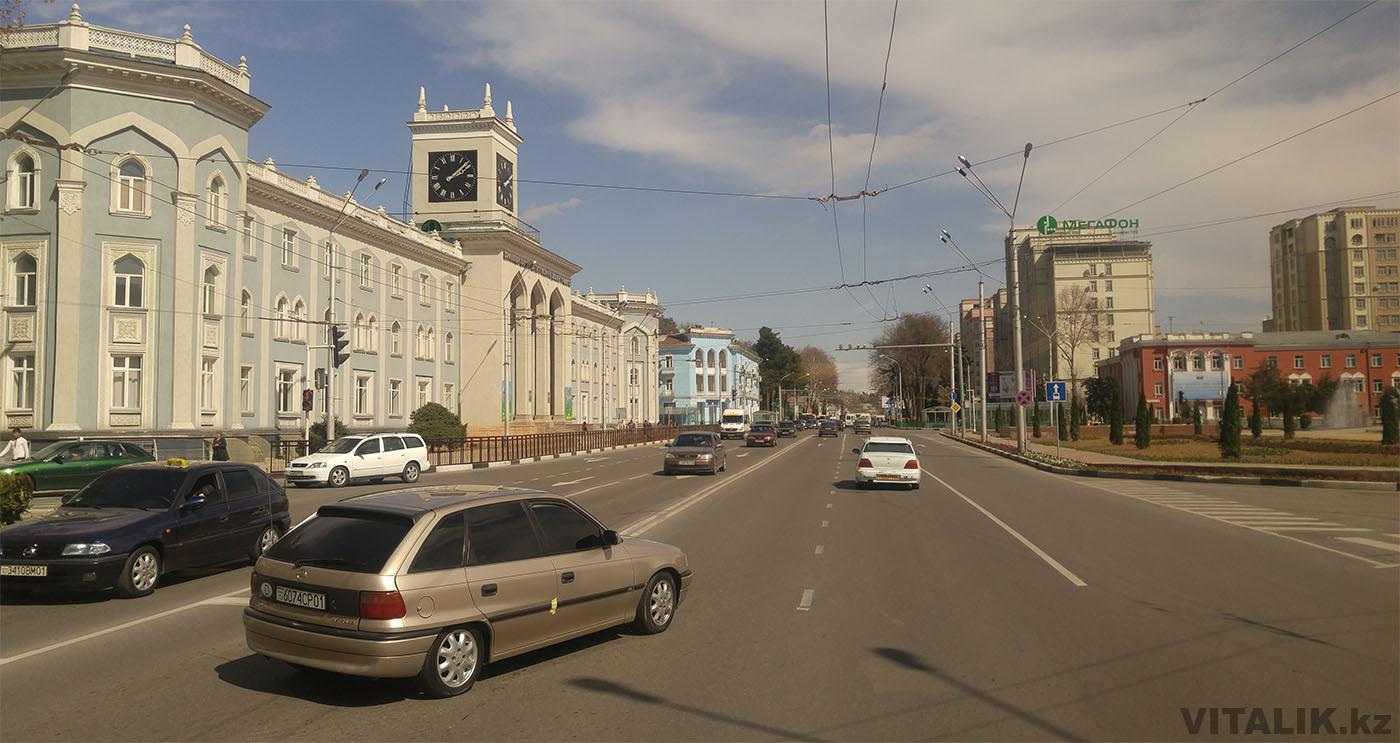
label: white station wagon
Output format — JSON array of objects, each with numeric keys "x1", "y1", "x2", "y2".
[
  {"x1": 286, "y1": 433, "x2": 430, "y2": 488},
  {"x1": 853, "y1": 436, "x2": 921, "y2": 490}
]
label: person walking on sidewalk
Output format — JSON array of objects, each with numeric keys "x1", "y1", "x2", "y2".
[
  {"x1": 0, "y1": 428, "x2": 30, "y2": 462},
  {"x1": 210, "y1": 432, "x2": 229, "y2": 461}
]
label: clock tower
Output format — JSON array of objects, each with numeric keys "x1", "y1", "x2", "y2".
[{"x1": 408, "y1": 83, "x2": 521, "y2": 228}]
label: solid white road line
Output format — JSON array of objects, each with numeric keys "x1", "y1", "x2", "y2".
[
  {"x1": 566, "y1": 480, "x2": 623, "y2": 498},
  {"x1": 620, "y1": 436, "x2": 814, "y2": 536},
  {"x1": 821, "y1": 520, "x2": 829, "y2": 528},
  {"x1": 1262, "y1": 526, "x2": 1371, "y2": 532},
  {"x1": 0, "y1": 588, "x2": 250, "y2": 666},
  {"x1": 924, "y1": 468, "x2": 1087, "y2": 588},
  {"x1": 552, "y1": 476, "x2": 596, "y2": 487},
  {"x1": 796, "y1": 588, "x2": 815, "y2": 611},
  {"x1": 586, "y1": 458, "x2": 607, "y2": 463},
  {"x1": 629, "y1": 473, "x2": 650, "y2": 480},
  {"x1": 735, "y1": 453, "x2": 749, "y2": 458},
  {"x1": 814, "y1": 545, "x2": 825, "y2": 555},
  {"x1": 1337, "y1": 536, "x2": 1400, "y2": 553},
  {"x1": 826, "y1": 503, "x2": 833, "y2": 509}
]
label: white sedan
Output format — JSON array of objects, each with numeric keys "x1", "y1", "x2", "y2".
[{"x1": 852, "y1": 436, "x2": 921, "y2": 490}]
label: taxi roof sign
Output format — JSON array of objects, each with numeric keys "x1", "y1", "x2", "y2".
[{"x1": 165, "y1": 457, "x2": 188, "y2": 468}]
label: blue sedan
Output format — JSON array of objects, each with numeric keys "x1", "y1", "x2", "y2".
[{"x1": 0, "y1": 461, "x2": 290, "y2": 598}]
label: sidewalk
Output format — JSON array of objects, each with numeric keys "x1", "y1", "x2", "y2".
[{"x1": 980, "y1": 433, "x2": 1397, "y2": 474}]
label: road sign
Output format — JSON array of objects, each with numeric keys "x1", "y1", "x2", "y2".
[
  {"x1": 950, "y1": 402, "x2": 962, "y2": 413},
  {"x1": 1045, "y1": 381, "x2": 1067, "y2": 402},
  {"x1": 1015, "y1": 389, "x2": 1033, "y2": 407},
  {"x1": 948, "y1": 390, "x2": 958, "y2": 403}
]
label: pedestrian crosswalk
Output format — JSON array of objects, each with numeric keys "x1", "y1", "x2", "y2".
[{"x1": 1083, "y1": 480, "x2": 1400, "y2": 564}]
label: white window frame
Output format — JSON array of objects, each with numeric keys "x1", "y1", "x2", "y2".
[
  {"x1": 9, "y1": 353, "x2": 35, "y2": 411},
  {"x1": 201, "y1": 265, "x2": 220, "y2": 316},
  {"x1": 240, "y1": 290, "x2": 253, "y2": 335},
  {"x1": 274, "y1": 295, "x2": 290, "y2": 339},
  {"x1": 445, "y1": 332, "x2": 455, "y2": 364},
  {"x1": 200, "y1": 357, "x2": 218, "y2": 413},
  {"x1": 239, "y1": 365, "x2": 254, "y2": 415},
  {"x1": 359, "y1": 253, "x2": 373, "y2": 289},
  {"x1": 390, "y1": 322, "x2": 402, "y2": 357},
  {"x1": 11, "y1": 252, "x2": 37, "y2": 307},
  {"x1": 110, "y1": 354, "x2": 143, "y2": 410},
  {"x1": 443, "y1": 279, "x2": 455, "y2": 313},
  {"x1": 6, "y1": 147, "x2": 40, "y2": 212},
  {"x1": 443, "y1": 383, "x2": 455, "y2": 411},
  {"x1": 206, "y1": 172, "x2": 228, "y2": 230},
  {"x1": 389, "y1": 378, "x2": 403, "y2": 417},
  {"x1": 276, "y1": 367, "x2": 299, "y2": 415},
  {"x1": 281, "y1": 228, "x2": 298, "y2": 268},
  {"x1": 112, "y1": 155, "x2": 152, "y2": 217},
  {"x1": 389, "y1": 263, "x2": 404, "y2": 296},
  {"x1": 416, "y1": 377, "x2": 432, "y2": 409},
  {"x1": 112, "y1": 254, "x2": 146, "y2": 308},
  {"x1": 292, "y1": 298, "x2": 308, "y2": 343},
  {"x1": 354, "y1": 373, "x2": 373, "y2": 417},
  {"x1": 419, "y1": 273, "x2": 432, "y2": 306}
]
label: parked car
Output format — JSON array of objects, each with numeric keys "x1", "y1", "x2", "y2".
[
  {"x1": 244, "y1": 486, "x2": 692, "y2": 697},
  {"x1": 778, "y1": 420, "x2": 797, "y2": 437},
  {"x1": 2, "y1": 440, "x2": 154, "y2": 495},
  {"x1": 745, "y1": 423, "x2": 777, "y2": 447},
  {"x1": 663, "y1": 432, "x2": 726, "y2": 475},
  {"x1": 818, "y1": 419, "x2": 840, "y2": 437},
  {"x1": 0, "y1": 461, "x2": 290, "y2": 597},
  {"x1": 852, "y1": 437, "x2": 921, "y2": 490},
  {"x1": 286, "y1": 433, "x2": 429, "y2": 488}
]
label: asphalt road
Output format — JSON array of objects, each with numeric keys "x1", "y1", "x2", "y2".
[{"x1": 1, "y1": 429, "x2": 1396, "y2": 741}]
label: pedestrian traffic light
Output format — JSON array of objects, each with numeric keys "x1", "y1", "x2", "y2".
[
  {"x1": 331, "y1": 325, "x2": 350, "y2": 368},
  {"x1": 302, "y1": 389, "x2": 314, "y2": 412}
]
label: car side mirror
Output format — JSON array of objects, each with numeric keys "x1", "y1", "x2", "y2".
[
  {"x1": 852, "y1": 448, "x2": 861, "y2": 455},
  {"x1": 603, "y1": 529, "x2": 621, "y2": 546},
  {"x1": 52, "y1": 455, "x2": 64, "y2": 464},
  {"x1": 183, "y1": 494, "x2": 207, "y2": 511}
]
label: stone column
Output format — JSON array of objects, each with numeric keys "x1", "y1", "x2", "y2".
[
  {"x1": 47, "y1": 178, "x2": 87, "y2": 431},
  {"x1": 169, "y1": 190, "x2": 199, "y2": 430}
]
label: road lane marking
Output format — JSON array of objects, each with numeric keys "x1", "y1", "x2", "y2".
[
  {"x1": 1337, "y1": 536, "x2": 1400, "y2": 552},
  {"x1": 821, "y1": 520, "x2": 829, "y2": 527},
  {"x1": 620, "y1": 436, "x2": 814, "y2": 536},
  {"x1": 735, "y1": 453, "x2": 749, "y2": 458},
  {"x1": 924, "y1": 468, "x2": 1087, "y2": 587},
  {"x1": 0, "y1": 588, "x2": 249, "y2": 667},
  {"x1": 796, "y1": 589, "x2": 815, "y2": 611},
  {"x1": 814, "y1": 545, "x2": 825, "y2": 555},
  {"x1": 201, "y1": 596, "x2": 254, "y2": 606},
  {"x1": 552, "y1": 476, "x2": 596, "y2": 487},
  {"x1": 629, "y1": 473, "x2": 649, "y2": 480},
  {"x1": 585, "y1": 458, "x2": 607, "y2": 463},
  {"x1": 1262, "y1": 527, "x2": 1371, "y2": 532},
  {"x1": 826, "y1": 503, "x2": 833, "y2": 509},
  {"x1": 566, "y1": 480, "x2": 623, "y2": 498}
]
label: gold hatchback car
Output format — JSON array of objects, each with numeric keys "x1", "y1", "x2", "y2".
[{"x1": 243, "y1": 486, "x2": 691, "y2": 697}]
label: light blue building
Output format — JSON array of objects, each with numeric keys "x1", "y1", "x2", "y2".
[{"x1": 658, "y1": 327, "x2": 759, "y2": 424}]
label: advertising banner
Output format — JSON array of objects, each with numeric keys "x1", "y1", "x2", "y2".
[
  {"x1": 1171, "y1": 370, "x2": 1230, "y2": 401},
  {"x1": 564, "y1": 386, "x2": 573, "y2": 420},
  {"x1": 989, "y1": 370, "x2": 1038, "y2": 400}
]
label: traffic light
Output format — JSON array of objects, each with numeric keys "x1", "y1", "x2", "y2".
[
  {"x1": 302, "y1": 389, "x2": 314, "y2": 412},
  {"x1": 331, "y1": 324, "x2": 350, "y2": 368}
]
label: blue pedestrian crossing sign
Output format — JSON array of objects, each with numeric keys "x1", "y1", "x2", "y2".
[{"x1": 1045, "y1": 381, "x2": 1067, "y2": 402}]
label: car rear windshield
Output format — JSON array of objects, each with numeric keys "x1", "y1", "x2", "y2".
[
  {"x1": 263, "y1": 507, "x2": 413, "y2": 573},
  {"x1": 750, "y1": 425, "x2": 774, "y2": 432},
  {"x1": 673, "y1": 434, "x2": 712, "y2": 447},
  {"x1": 864, "y1": 442, "x2": 915, "y2": 454},
  {"x1": 66, "y1": 469, "x2": 185, "y2": 510}
]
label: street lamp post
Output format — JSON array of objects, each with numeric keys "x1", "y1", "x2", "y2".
[
  {"x1": 325, "y1": 169, "x2": 386, "y2": 445},
  {"x1": 878, "y1": 354, "x2": 903, "y2": 422},
  {"x1": 957, "y1": 144, "x2": 1033, "y2": 451},
  {"x1": 922, "y1": 285, "x2": 962, "y2": 435},
  {"x1": 941, "y1": 230, "x2": 990, "y2": 443}
]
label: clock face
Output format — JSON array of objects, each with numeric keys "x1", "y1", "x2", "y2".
[
  {"x1": 428, "y1": 150, "x2": 477, "y2": 202},
  {"x1": 496, "y1": 154, "x2": 515, "y2": 212}
]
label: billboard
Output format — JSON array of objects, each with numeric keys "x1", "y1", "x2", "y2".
[
  {"x1": 988, "y1": 370, "x2": 1038, "y2": 400},
  {"x1": 1171, "y1": 370, "x2": 1230, "y2": 401}
]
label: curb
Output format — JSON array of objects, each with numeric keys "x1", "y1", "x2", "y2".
[
  {"x1": 433, "y1": 439, "x2": 670, "y2": 474},
  {"x1": 940, "y1": 433, "x2": 1400, "y2": 493}
]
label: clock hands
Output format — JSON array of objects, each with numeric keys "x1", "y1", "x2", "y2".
[{"x1": 447, "y1": 161, "x2": 472, "y2": 182}]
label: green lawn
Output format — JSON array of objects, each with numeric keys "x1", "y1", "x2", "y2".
[{"x1": 1059, "y1": 437, "x2": 1397, "y2": 467}]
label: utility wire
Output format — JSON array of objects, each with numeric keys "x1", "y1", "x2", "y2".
[{"x1": 860, "y1": 0, "x2": 899, "y2": 281}]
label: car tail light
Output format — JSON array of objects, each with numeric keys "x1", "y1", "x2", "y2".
[
  {"x1": 250, "y1": 571, "x2": 261, "y2": 596},
  {"x1": 359, "y1": 590, "x2": 406, "y2": 619},
  {"x1": 858, "y1": 458, "x2": 873, "y2": 468},
  {"x1": 905, "y1": 459, "x2": 920, "y2": 469}
]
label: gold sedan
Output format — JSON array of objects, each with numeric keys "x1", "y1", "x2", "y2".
[{"x1": 243, "y1": 485, "x2": 692, "y2": 697}]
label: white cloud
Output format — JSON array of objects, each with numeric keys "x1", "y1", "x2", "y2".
[{"x1": 521, "y1": 197, "x2": 583, "y2": 222}]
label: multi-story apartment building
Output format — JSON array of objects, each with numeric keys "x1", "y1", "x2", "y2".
[
  {"x1": 0, "y1": 10, "x2": 659, "y2": 445},
  {"x1": 999, "y1": 226, "x2": 1154, "y2": 391},
  {"x1": 959, "y1": 296, "x2": 996, "y2": 383},
  {"x1": 1268, "y1": 206, "x2": 1400, "y2": 332},
  {"x1": 657, "y1": 328, "x2": 759, "y2": 424}
]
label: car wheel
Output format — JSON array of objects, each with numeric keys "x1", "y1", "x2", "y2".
[
  {"x1": 417, "y1": 626, "x2": 483, "y2": 698},
  {"x1": 115, "y1": 546, "x2": 160, "y2": 598},
  {"x1": 250, "y1": 525, "x2": 280, "y2": 562},
  {"x1": 327, "y1": 466, "x2": 350, "y2": 488},
  {"x1": 401, "y1": 461, "x2": 421, "y2": 483},
  {"x1": 719, "y1": 461, "x2": 726, "y2": 472},
  {"x1": 632, "y1": 572, "x2": 678, "y2": 635}
]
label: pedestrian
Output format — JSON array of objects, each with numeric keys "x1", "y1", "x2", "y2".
[
  {"x1": 210, "y1": 431, "x2": 229, "y2": 461},
  {"x1": 0, "y1": 427, "x2": 30, "y2": 462},
  {"x1": 581, "y1": 421, "x2": 589, "y2": 433}
]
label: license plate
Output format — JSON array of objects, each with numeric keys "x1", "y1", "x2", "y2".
[
  {"x1": 0, "y1": 564, "x2": 47, "y2": 577},
  {"x1": 876, "y1": 474, "x2": 901, "y2": 481},
  {"x1": 274, "y1": 586, "x2": 326, "y2": 610},
  {"x1": 678, "y1": 459, "x2": 696, "y2": 465}
]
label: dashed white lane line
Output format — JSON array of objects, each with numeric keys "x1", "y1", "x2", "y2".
[
  {"x1": 1337, "y1": 536, "x2": 1400, "y2": 553},
  {"x1": 814, "y1": 545, "x2": 825, "y2": 555},
  {"x1": 796, "y1": 588, "x2": 815, "y2": 611},
  {"x1": 552, "y1": 476, "x2": 596, "y2": 487},
  {"x1": 821, "y1": 520, "x2": 830, "y2": 528},
  {"x1": 0, "y1": 588, "x2": 250, "y2": 666},
  {"x1": 628, "y1": 473, "x2": 649, "y2": 480},
  {"x1": 826, "y1": 503, "x2": 833, "y2": 509},
  {"x1": 735, "y1": 453, "x2": 749, "y2": 458},
  {"x1": 585, "y1": 458, "x2": 607, "y2": 463},
  {"x1": 1262, "y1": 526, "x2": 1371, "y2": 532},
  {"x1": 925, "y1": 467, "x2": 1088, "y2": 588},
  {"x1": 566, "y1": 480, "x2": 623, "y2": 498}
]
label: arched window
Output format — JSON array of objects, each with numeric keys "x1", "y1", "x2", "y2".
[
  {"x1": 239, "y1": 290, "x2": 252, "y2": 334},
  {"x1": 390, "y1": 322, "x2": 402, "y2": 356},
  {"x1": 12, "y1": 253, "x2": 36, "y2": 307},
  {"x1": 8, "y1": 151, "x2": 38, "y2": 210},
  {"x1": 695, "y1": 349, "x2": 705, "y2": 391},
  {"x1": 718, "y1": 350, "x2": 728, "y2": 393},
  {"x1": 426, "y1": 328, "x2": 436, "y2": 360},
  {"x1": 292, "y1": 299, "x2": 307, "y2": 342},
  {"x1": 354, "y1": 312, "x2": 366, "y2": 350},
  {"x1": 275, "y1": 297, "x2": 290, "y2": 338},
  {"x1": 707, "y1": 349, "x2": 717, "y2": 392},
  {"x1": 416, "y1": 325, "x2": 426, "y2": 359},
  {"x1": 113, "y1": 255, "x2": 145, "y2": 308},
  {"x1": 445, "y1": 332, "x2": 455, "y2": 364},
  {"x1": 367, "y1": 316, "x2": 378, "y2": 353},
  {"x1": 443, "y1": 279, "x2": 455, "y2": 312},
  {"x1": 632, "y1": 337, "x2": 640, "y2": 356},
  {"x1": 115, "y1": 158, "x2": 147, "y2": 214},
  {"x1": 201, "y1": 265, "x2": 220, "y2": 316},
  {"x1": 206, "y1": 174, "x2": 226, "y2": 226}
]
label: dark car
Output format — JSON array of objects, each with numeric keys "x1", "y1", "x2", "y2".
[
  {"x1": 818, "y1": 420, "x2": 840, "y2": 437},
  {"x1": 778, "y1": 421, "x2": 797, "y2": 437},
  {"x1": 745, "y1": 424, "x2": 777, "y2": 447},
  {"x1": 664, "y1": 432, "x2": 726, "y2": 475},
  {"x1": 2, "y1": 440, "x2": 154, "y2": 495},
  {"x1": 0, "y1": 461, "x2": 290, "y2": 598}
]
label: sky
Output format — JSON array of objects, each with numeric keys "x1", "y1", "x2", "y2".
[{"x1": 30, "y1": 0, "x2": 1400, "y2": 390}]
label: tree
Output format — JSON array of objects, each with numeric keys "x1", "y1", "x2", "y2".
[
  {"x1": 1050, "y1": 285, "x2": 1105, "y2": 392},
  {"x1": 867, "y1": 313, "x2": 951, "y2": 422},
  {"x1": 1108, "y1": 382, "x2": 1124, "y2": 445},
  {"x1": 1192, "y1": 401, "x2": 1203, "y2": 436},
  {"x1": 1282, "y1": 398, "x2": 1296, "y2": 439},
  {"x1": 408, "y1": 402, "x2": 465, "y2": 442},
  {"x1": 800, "y1": 346, "x2": 839, "y2": 410},
  {"x1": 1057, "y1": 400, "x2": 1068, "y2": 441},
  {"x1": 754, "y1": 327, "x2": 802, "y2": 410},
  {"x1": 1244, "y1": 363, "x2": 1288, "y2": 418},
  {"x1": 1032, "y1": 401, "x2": 1043, "y2": 438},
  {"x1": 1220, "y1": 383, "x2": 1242, "y2": 458},
  {"x1": 1083, "y1": 377, "x2": 1115, "y2": 422},
  {"x1": 309, "y1": 419, "x2": 346, "y2": 449},
  {"x1": 1134, "y1": 394, "x2": 1151, "y2": 449},
  {"x1": 1249, "y1": 396, "x2": 1262, "y2": 439},
  {"x1": 657, "y1": 315, "x2": 682, "y2": 336},
  {"x1": 1381, "y1": 388, "x2": 1399, "y2": 445},
  {"x1": 1069, "y1": 392, "x2": 1082, "y2": 441}
]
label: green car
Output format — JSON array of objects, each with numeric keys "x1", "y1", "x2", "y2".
[{"x1": 3, "y1": 440, "x2": 155, "y2": 494}]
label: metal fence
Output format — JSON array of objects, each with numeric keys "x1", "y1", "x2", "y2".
[{"x1": 265, "y1": 425, "x2": 718, "y2": 473}]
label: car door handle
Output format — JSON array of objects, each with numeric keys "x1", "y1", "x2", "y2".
[
  {"x1": 561, "y1": 571, "x2": 575, "y2": 584},
  {"x1": 481, "y1": 583, "x2": 497, "y2": 597}
]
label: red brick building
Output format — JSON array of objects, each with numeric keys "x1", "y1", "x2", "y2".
[{"x1": 1096, "y1": 330, "x2": 1400, "y2": 423}]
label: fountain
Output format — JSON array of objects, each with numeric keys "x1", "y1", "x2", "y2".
[{"x1": 1319, "y1": 382, "x2": 1367, "y2": 430}]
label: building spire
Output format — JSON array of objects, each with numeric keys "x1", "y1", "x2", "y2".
[
  {"x1": 417, "y1": 86, "x2": 426, "y2": 113},
  {"x1": 482, "y1": 82, "x2": 495, "y2": 117},
  {"x1": 505, "y1": 100, "x2": 514, "y2": 126}
]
